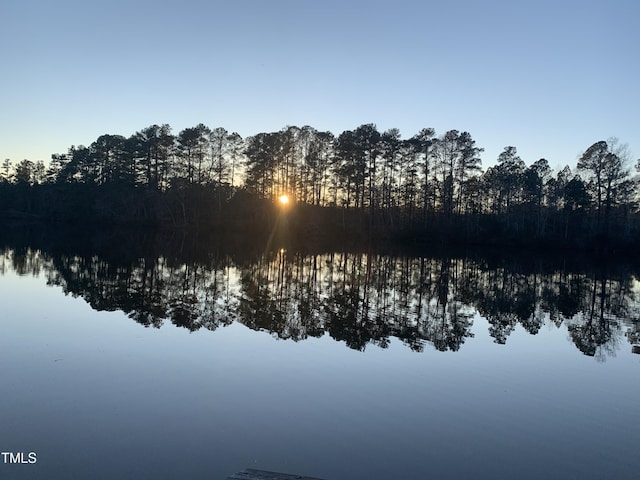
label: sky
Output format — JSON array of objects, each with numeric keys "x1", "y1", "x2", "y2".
[{"x1": 1, "y1": 0, "x2": 638, "y2": 171}]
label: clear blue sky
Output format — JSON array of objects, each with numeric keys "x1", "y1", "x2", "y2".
[{"x1": 1, "y1": 0, "x2": 637, "y2": 170}]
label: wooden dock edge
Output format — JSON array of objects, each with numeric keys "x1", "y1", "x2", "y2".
[{"x1": 227, "y1": 468, "x2": 328, "y2": 480}]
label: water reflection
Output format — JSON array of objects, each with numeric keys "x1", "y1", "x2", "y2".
[{"x1": 2, "y1": 232, "x2": 639, "y2": 359}]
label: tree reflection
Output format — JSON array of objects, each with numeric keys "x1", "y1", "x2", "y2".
[
  {"x1": 566, "y1": 266, "x2": 631, "y2": 359},
  {"x1": 1, "y1": 239, "x2": 639, "y2": 359}
]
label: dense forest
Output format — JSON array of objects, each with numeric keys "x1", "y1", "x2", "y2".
[{"x1": 1, "y1": 123, "x2": 638, "y2": 250}]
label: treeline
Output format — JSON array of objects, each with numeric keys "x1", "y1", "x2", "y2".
[{"x1": 1, "y1": 123, "x2": 638, "y2": 248}]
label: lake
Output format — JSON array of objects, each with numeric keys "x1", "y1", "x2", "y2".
[{"x1": 1, "y1": 228, "x2": 639, "y2": 479}]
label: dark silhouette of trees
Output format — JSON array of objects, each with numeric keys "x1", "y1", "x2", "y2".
[
  {"x1": 407, "y1": 128, "x2": 436, "y2": 226},
  {"x1": 14, "y1": 160, "x2": 36, "y2": 185},
  {"x1": 302, "y1": 128, "x2": 333, "y2": 206},
  {"x1": 431, "y1": 130, "x2": 482, "y2": 218},
  {"x1": 89, "y1": 134, "x2": 130, "y2": 185},
  {"x1": 244, "y1": 131, "x2": 281, "y2": 198},
  {"x1": 523, "y1": 158, "x2": 551, "y2": 236},
  {"x1": 0, "y1": 121, "x2": 637, "y2": 249},
  {"x1": 1, "y1": 159, "x2": 11, "y2": 182},
  {"x1": 131, "y1": 124, "x2": 174, "y2": 189},
  {"x1": 333, "y1": 127, "x2": 366, "y2": 209},
  {"x1": 176, "y1": 123, "x2": 210, "y2": 185},
  {"x1": 578, "y1": 139, "x2": 635, "y2": 241},
  {"x1": 486, "y1": 146, "x2": 526, "y2": 218}
]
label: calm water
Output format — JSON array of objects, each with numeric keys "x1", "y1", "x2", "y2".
[{"x1": 1, "y1": 232, "x2": 639, "y2": 480}]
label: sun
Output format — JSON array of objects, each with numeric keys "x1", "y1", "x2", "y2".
[{"x1": 278, "y1": 194, "x2": 289, "y2": 205}]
